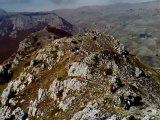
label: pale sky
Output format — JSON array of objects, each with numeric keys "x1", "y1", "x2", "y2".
[{"x1": 0, "y1": 0, "x2": 157, "y2": 12}]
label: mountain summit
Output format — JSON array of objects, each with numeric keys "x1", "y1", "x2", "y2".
[{"x1": 0, "y1": 30, "x2": 160, "y2": 119}]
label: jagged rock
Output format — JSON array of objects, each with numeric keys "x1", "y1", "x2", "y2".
[
  {"x1": 1, "y1": 78, "x2": 25, "y2": 106},
  {"x1": 48, "y1": 64, "x2": 53, "y2": 70},
  {"x1": 115, "y1": 44, "x2": 125, "y2": 55},
  {"x1": 71, "y1": 102, "x2": 108, "y2": 120},
  {"x1": 38, "y1": 88, "x2": 47, "y2": 102},
  {"x1": 12, "y1": 57, "x2": 20, "y2": 67},
  {"x1": 57, "y1": 50, "x2": 64, "y2": 62},
  {"x1": 48, "y1": 79, "x2": 63, "y2": 100},
  {"x1": 68, "y1": 62, "x2": 90, "y2": 78},
  {"x1": 0, "y1": 106, "x2": 11, "y2": 119},
  {"x1": 9, "y1": 98, "x2": 18, "y2": 106},
  {"x1": 135, "y1": 67, "x2": 142, "y2": 78},
  {"x1": 32, "y1": 67, "x2": 42, "y2": 75},
  {"x1": 30, "y1": 60, "x2": 35, "y2": 67},
  {"x1": 36, "y1": 52, "x2": 54, "y2": 70},
  {"x1": 18, "y1": 37, "x2": 33, "y2": 52},
  {"x1": 12, "y1": 80, "x2": 21, "y2": 92},
  {"x1": 1, "y1": 79, "x2": 24, "y2": 106},
  {"x1": 4, "y1": 73, "x2": 33, "y2": 94},
  {"x1": 36, "y1": 53, "x2": 47, "y2": 61},
  {"x1": 11, "y1": 53, "x2": 23, "y2": 68},
  {"x1": 63, "y1": 78, "x2": 87, "y2": 91},
  {"x1": 1, "y1": 82, "x2": 13, "y2": 105},
  {"x1": 46, "y1": 57, "x2": 54, "y2": 65},
  {"x1": 41, "y1": 64, "x2": 45, "y2": 70},
  {"x1": 106, "y1": 115, "x2": 120, "y2": 120},
  {"x1": 111, "y1": 61, "x2": 119, "y2": 75},
  {"x1": 59, "y1": 97, "x2": 75, "y2": 111},
  {"x1": 48, "y1": 78, "x2": 87, "y2": 100},
  {"x1": 28, "y1": 100, "x2": 38, "y2": 117},
  {"x1": 26, "y1": 73, "x2": 34, "y2": 85},
  {"x1": 113, "y1": 37, "x2": 125, "y2": 54},
  {"x1": 12, "y1": 107, "x2": 27, "y2": 120},
  {"x1": 15, "y1": 53, "x2": 22, "y2": 60}
]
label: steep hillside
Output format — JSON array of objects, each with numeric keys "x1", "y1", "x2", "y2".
[
  {"x1": 0, "y1": 31, "x2": 160, "y2": 120},
  {"x1": 0, "y1": 12, "x2": 76, "y2": 64},
  {"x1": 54, "y1": 1, "x2": 160, "y2": 67}
]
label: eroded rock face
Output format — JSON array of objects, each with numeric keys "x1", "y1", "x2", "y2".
[
  {"x1": 0, "y1": 106, "x2": 11, "y2": 119},
  {"x1": 1, "y1": 71, "x2": 35, "y2": 106},
  {"x1": 18, "y1": 37, "x2": 34, "y2": 52},
  {"x1": 9, "y1": 98, "x2": 18, "y2": 106},
  {"x1": 71, "y1": 102, "x2": 108, "y2": 120},
  {"x1": 38, "y1": 88, "x2": 47, "y2": 102},
  {"x1": 59, "y1": 96, "x2": 75, "y2": 111},
  {"x1": 0, "y1": 12, "x2": 74, "y2": 38},
  {"x1": 57, "y1": 50, "x2": 64, "y2": 62},
  {"x1": 35, "y1": 47, "x2": 57, "y2": 70},
  {"x1": 135, "y1": 67, "x2": 143, "y2": 78},
  {"x1": 1, "y1": 82, "x2": 13, "y2": 105},
  {"x1": 48, "y1": 78, "x2": 87, "y2": 101},
  {"x1": 68, "y1": 62, "x2": 90, "y2": 79},
  {"x1": 12, "y1": 107, "x2": 27, "y2": 120},
  {"x1": 28, "y1": 100, "x2": 38, "y2": 117}
]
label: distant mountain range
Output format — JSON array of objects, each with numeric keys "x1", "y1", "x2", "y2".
[{"x1": 0, "y1": 10, "x2": 77, "y2": 63}]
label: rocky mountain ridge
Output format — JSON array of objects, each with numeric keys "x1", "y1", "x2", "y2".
[
  {"x1": 0, "y1": 12, "x2": 74, "y2": 38},
  {"x1": 54, "y1": 1, "x2": 160, "y2": 67},
  {"x1": 0, "y1": 11, "x2": 76, "y2": 64},
  {"x1": 0, "y1": 30, "x2": 160, "y2": 120}
]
